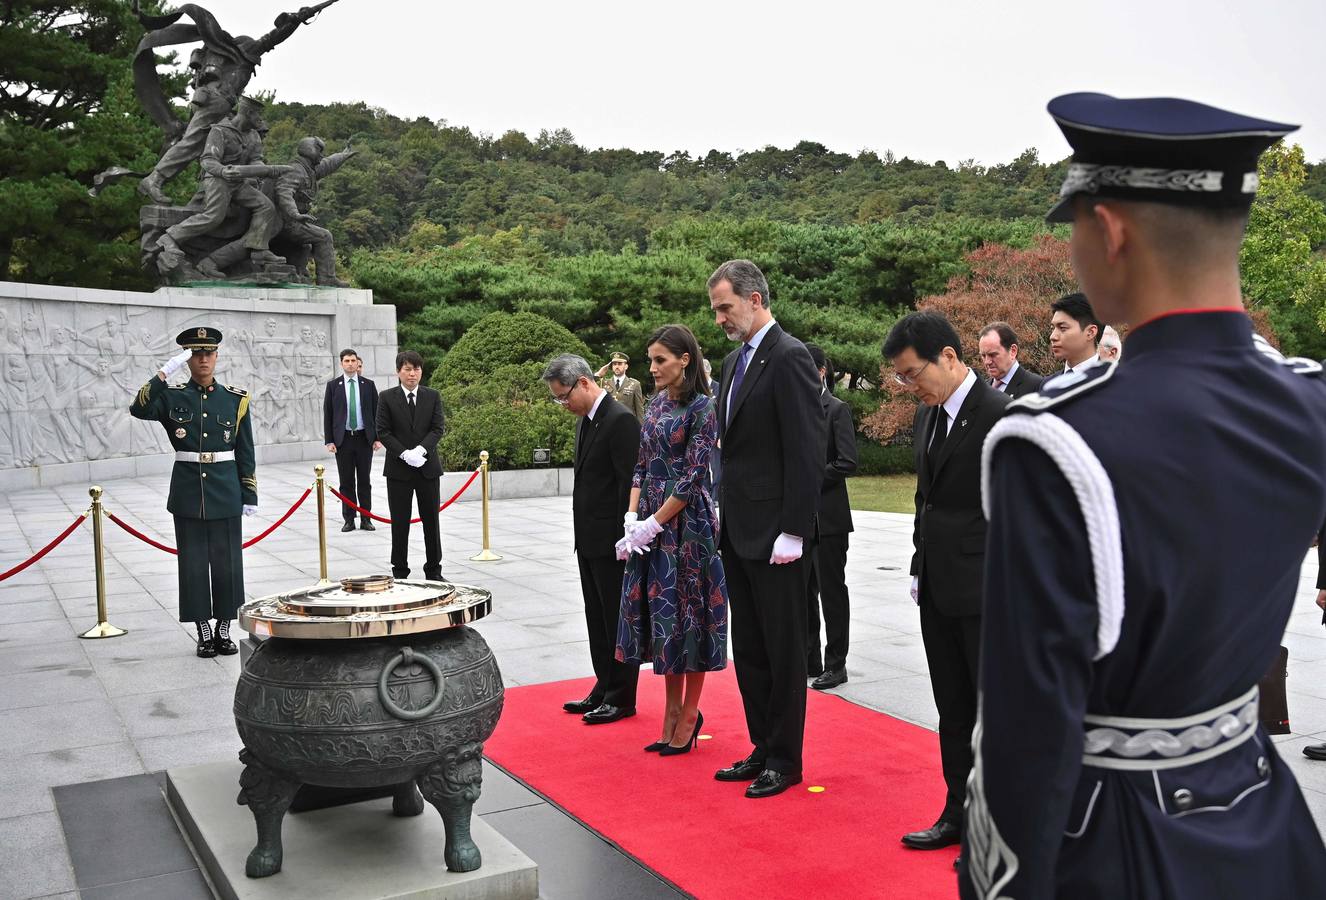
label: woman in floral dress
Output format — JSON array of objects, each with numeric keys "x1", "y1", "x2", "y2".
[{"x1": 615, "y1": 324, "x2": 729, "y2": 756}]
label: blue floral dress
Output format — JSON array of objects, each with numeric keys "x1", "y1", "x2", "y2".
[{"x1": 615, "y1": 391, "x2": 729, "y2": 674}]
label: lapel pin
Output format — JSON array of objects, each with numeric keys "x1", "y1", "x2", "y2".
[{"x1": 961, "y1": 419, "x2": 968, "y2": 427}]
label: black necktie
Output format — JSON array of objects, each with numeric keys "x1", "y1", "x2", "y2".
[
  {"x1": 577, "y1": 416, "x2": 590, "y2": 461},
  {"x1": 928, "y1": 406, "x2": 949, "y2": 472},
  {"x1": 407, "y1": 392, "x2": 415, "y2": 409}
]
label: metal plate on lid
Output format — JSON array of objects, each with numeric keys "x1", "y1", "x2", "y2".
[{"x1": 239, "y1": 576, "x2": 492, "y2": 639}]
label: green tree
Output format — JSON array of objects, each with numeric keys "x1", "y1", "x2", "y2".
[
  {"x1": 0, "y1": 1, "x2": 180, "y2": 286},
  {"x1": 1241, "y1": 143, "x2": 1326, "y2": 358},
  {"x1": 430, "y1": 311, "x2": 592, "y2": 469}
]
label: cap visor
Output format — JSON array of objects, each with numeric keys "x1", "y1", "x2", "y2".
[{"x1": 1045, "y1": 196, "x2": 1075, "y2": 224}]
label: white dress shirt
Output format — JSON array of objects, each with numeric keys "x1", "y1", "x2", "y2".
[
  {"x1": 992, "y1": 360, "x2": 1021, "y2": 392},
  {"x1": 934, "y1": 367, "x2": 978, "y2": 440},
  {"x1": 343, "y1": 375, "x2": 363, "y2": 430}
]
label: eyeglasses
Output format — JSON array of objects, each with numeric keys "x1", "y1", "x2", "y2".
[
  {"x1": 551, "y1": 381, "x2": 579, "y2": 406},
  {"x1": 892, "y1": 360, "x2": 932, "y2": 386}
]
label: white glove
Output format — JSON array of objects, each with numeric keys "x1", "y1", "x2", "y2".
[
  {"x1": 614, "y1": 535, "x2": 646, "y2": 561},
  {"x1": 769, "y1": 532, "x2": 803, "y2": 565},
  {"x1": 626, "y1": 514, "x2": 663, "y2": 551},
  {"x1": 412, "y1": 445, "x2": 427, "y2": 458},
  {"x1": 623, "y1": 511, "x2": 639, "y2": 525},
  {"x1": 400, "y1": 448, "x2": 425, "y2": 468},
  {"x1": 243, "y1": 504, "x2": 258, "y2": 517},
  {"x1": 160, "y1": 349, "x2": 192, "y2": 378},
  {"x1": 910, "y1": 576, "x2": 919, "y2": 605}
]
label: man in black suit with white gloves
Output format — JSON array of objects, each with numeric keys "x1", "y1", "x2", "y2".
[
  {"x1": 888, "y1": 311, "x2": 1009, "y2": 854},
  {"x1": 543, "y1": 353, "x2": 642, "y2": 725},
  {"x1": 375, "y1": 350, "x2": 446, "y2": 581},
  {"x1": 324, "y1": 348, "x2": 381, "y2": 532},
  {"x1": 709, "y1": 259, "x2": 826, "y2": 799}
]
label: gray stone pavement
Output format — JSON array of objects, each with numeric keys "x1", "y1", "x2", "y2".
[{"x1": 1, "y1": 459, "x2": 1325, "y2": 898}]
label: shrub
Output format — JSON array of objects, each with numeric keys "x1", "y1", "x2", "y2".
[
  {"x1": 431, "y1": 312, "x2": 592, "y2": 469},
  {"x1": 855, "y1": 440, "x2": 915, "y2": 476}
]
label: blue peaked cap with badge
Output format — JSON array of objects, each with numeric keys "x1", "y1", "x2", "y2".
[{"x1": 1045, "y1": 92, "x2": 1298, "y2": 223}]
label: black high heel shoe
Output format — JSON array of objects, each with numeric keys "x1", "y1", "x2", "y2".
[
  {"x1": 644, "y1": 740, "x2": 669, "y2": 752},
  {"x1": 659, "y1": 711, "x2": 703, "y2": 756}
]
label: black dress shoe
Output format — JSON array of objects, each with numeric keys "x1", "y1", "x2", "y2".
[
  {"x1": 811, "y1": 668, "x2": 848, "y2": 690},
  {"x1": 360, "y1": 518, "x2": 376, "y2": 531},
  {"x1": 582, "y1": 704, "x2": 635, "y2": 725},
  {"x1": 341, "y1": 521, "x2": 356, "y2": 532},
  {"x1": 1304, "y1": 743, "x2": 1326, "y2": 761},
  {"x1": 745, "y1": 769, "x2": 802, "y2": 799},
  {"x1": 901, "y1": 819, "x2": 961, "y2": 850},
  {"x1": 196, "y1": 638, "x2": 218, "y2": 659},
  {"x1": 213, "y1": 636, "x2": 238, "y2": 656},
  {"x1": 563, "y1": 696, "x2": 600, "y2": 715},
  {"x1": 715, "y1": 754, "x2": 766, "y2": 782}
]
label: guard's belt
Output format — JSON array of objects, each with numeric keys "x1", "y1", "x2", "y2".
[
  {"x1": 175, "y1": 451, "x2": 235, "y2": 464},
  {"x1": 1081, "y1": 685, "x2": 1259, "y2": 771}
]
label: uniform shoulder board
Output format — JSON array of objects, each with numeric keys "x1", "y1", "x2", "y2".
[
  {"x1": 225, "y1": 385, "x2": 249, "y2": 396},
  {"x1": 1252, "y1": 334, "x2": 1323, "y2": 376},
  {"x1": 1006, "y1": 361, "x2": 1117, "y2": 413}
]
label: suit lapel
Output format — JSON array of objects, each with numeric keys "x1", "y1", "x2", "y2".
[
  {"x1": 929, "y1": 380, "x2": 984, "y2": 481},
  {"x1": 727, "y1": 325, "x2": 781, "y2": 428}
]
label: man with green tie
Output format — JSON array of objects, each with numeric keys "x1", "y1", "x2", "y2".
[{"x1": 324, "y1": 348, "x2": 381, "y2": 532}]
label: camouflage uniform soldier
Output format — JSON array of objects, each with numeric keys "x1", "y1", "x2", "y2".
[{"x1": 130, "y1": 327, "x2": 257, "y2": 658}]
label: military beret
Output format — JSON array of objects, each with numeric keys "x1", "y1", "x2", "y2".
[
  {"x1": 177, "y1": 326, "x2": 222, "y2": 351},
  {"x1": 1045, "y1": 92, "x2": 1298, "y2": 223}
]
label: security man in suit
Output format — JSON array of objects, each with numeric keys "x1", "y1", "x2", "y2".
[
  {"x1": 129, "y1": 327, "x2": 256, "y2": 658},
  {"x1": 977, "y1": 322, "x2": 1044, "y2": 398},
  {"x1": 324, "y1": 348, "x2": 381, "y2": 532},
  {"x1": 544, "y1": 353, "x2": 642, "y2": 723},
  {"x1": 595, "y1": 351, "x2": 646, "y2": 422},
  {"x1": 803, "y1": 344, "x2": 857, "y2": 690},
  {"x1": 886, "y1": 311, "x2": 1010, "y2": 853},
  {"x1": 375, "y1": 350, "x2": 446, "y2": 581},
  {"x1": 960, "y1": 94, "x2": 1326, "y2": 899},
  {"x1": 709, "y1": 259, "x2": 825, "y2": 799}
]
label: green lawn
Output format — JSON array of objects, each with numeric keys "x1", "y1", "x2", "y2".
[{"x1": 847, "y1": 475, "x2": 917, "y2": 514}]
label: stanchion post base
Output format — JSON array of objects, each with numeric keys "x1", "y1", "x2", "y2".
[
  {"x1": 80, "y1": 622, "x2": 128, "y2": 639},
  {"x1": 469, "y1": 549, "x2": 503, "y2": 562}
]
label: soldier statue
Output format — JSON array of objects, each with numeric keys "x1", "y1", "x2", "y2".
[
  {"x1": 273, "y1": 137, "x2": 358, "y2": 286},
  {"x1": 130, "y1": 327, "x2": 258, "y2": 658},
  {"x1": 153, "y1": 96, "x2": 290, "y2": 279},
  {"x1": 129, "y1": 1, "x2": 338, "y2": 204}
]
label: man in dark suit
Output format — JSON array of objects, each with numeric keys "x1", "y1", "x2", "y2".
[
  {"x1": 324, "y1": 348, "x2": 381, "y2": 532},
  {"x1": 978, "y1": 322, "x2": 1044, "y2": 399},
  {"x1": 803, "y1": 344, "x2": 858, "y2": 690},
  {"x1": 374, "y1": 350, "x2": 446, "y2": 580},
  {"x1": 543, "y1": 353, "x2": 642, "y2": 724},
  {"x1": 709, "y1": 259, "x2": 825, "y2": 799},
  {"x1": 885, "y1": 310, "x2": 1009, "y2": 852}
]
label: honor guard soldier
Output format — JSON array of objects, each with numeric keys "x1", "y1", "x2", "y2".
[
  {"x1": 961, "y1": 95, "x2": 1326, "y2": 899},
  {"x1": 130, "y1": 327, "x2": 257, "y2": 658},
  {"x1": 595, "y1": 351, "x2": 646, "y2": 422}
]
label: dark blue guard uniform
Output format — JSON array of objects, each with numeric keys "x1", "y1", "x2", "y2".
[{"x1": 961, "y1": 95, "x2": 1326, "y2": 899}]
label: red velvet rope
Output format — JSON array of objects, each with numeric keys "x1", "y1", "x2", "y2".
[
  {"x1": 105, "y1": 486, "x2": 313, "y2": 554},
  {"x1": 0, "y1": 514, "x2": 87, "y2": 581},
  {"x1": 328, "y1": 467, "x2": 481, "y2": 524}
]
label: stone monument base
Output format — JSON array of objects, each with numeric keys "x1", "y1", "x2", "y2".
[{"x1": 167, "y1": 761, "x2": 539, "y2": 900}]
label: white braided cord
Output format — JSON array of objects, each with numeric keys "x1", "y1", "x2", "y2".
[{"x1": 981, "y1": 412, "x2": 1125, "y2": 660}]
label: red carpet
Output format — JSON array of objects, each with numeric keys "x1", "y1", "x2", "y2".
[{"x1": 484, "y1": 668, "x2": 959, "y2": 899}]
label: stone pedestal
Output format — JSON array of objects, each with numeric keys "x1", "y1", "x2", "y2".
[
  {"x1": 167, "y1": 761, "x2": 538, "y2": 900},
  {"x1": 0, "y1": 282, "x2": 396, "y2": 492}
]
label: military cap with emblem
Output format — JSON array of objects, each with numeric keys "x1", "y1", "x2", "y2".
[
  {"x1": 610, "y1": 351, "x2": 629, "y2": 363},
  {"x1": 177, "y1": 325, "x2": 223, "y2": 351},
  {"x1": 1045, "y1": 92, "x2": 1298, "y2": 223}
]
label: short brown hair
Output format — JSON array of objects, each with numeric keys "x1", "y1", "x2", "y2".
[{"x1": 395, "y1": 350, "x2": 424, "y2": 371}]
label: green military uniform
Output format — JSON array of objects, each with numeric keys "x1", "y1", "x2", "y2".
[
  {"x1": 129, "y1": 328, "x2": 256, "y2": 630},
  {"x1": 599, "y1": 351, "x2": 646, "y2": 422}
]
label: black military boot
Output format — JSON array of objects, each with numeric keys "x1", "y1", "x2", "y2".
[
  {"x1": 195, "y1": 621, "x2": 218, "y2": 658},
  {"x1": 213, "y1": 619, "x2": 238, "y2": 656}
]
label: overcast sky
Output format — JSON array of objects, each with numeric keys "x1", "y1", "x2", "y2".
[{"x1": 196, "y1": 0, "x2": 1326, "y2": 166}]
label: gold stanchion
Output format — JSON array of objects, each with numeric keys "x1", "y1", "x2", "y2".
[
  {"x1": 314, "y1": 464, "x2": 332, "y2": 585},
  {"x1": 80, "y1": 486, "x2": 127, "y2": 639},
  {"x1": 470, "y1": 450, "x2": 502, "y2": 561}
]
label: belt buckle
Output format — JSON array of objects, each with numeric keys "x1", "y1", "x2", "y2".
[{"x1": 198, "y1": 452, "x2": 214, "y2": 464}]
